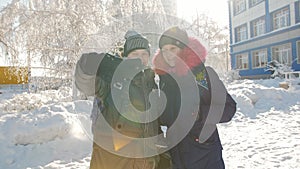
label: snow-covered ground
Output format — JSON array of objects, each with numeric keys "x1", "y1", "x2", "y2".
[{"x1": 0, "y1": 78, "x2": 299, "y2": 169}]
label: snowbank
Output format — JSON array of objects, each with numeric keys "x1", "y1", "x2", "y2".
[
  {"x1": 0, "y1": 88, "x2": 93, "y2": 169},
  {"x1": 0, "y1": 78, "x2": 299, "y2": 169}
]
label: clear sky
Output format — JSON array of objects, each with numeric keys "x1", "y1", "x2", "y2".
[{"x1": 177, "y1": 0, "x2": 229, "y2": 27}]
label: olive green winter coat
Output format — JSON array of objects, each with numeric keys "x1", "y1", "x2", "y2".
[{"x1": 91, "y1": 57, "x2": 161, "y2": 169}]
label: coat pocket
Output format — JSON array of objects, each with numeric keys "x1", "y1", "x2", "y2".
[{"x1": 115, "y1": 116, "x2": 143, "y2": 138}]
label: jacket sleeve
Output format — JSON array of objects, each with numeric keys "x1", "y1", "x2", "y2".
[
  {"x1": 200, "y1": 67, "x2": 237, "y2": 124},
  {"x1": 95, "y1": 53, "x2": 125, "y2": 100},
  {"x1": 220, "y1": 92, "x2": 237, "y2": 123},
  {"x1": 74, "y1": 52, "x2": 105, "y2": 96}
]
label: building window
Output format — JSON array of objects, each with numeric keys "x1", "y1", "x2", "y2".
[
  {"x1": 236, "y1": 53, "x2": 249, "y2": 69},
  {"x1": 235, "y1": 24, "x2": 247, "y2": 42},
  {"x1": 296, "y1": 1, "x2": 300, "y2": 23},
  {"x1": 252, "y1": 49, "x2": 267, "y2": 68},
  {"x1": 271, "y1": 43, "x2": 292, "y2": 65},
  {"x1": 251, "y1": 17, "x2": 265, "y2": 37},
  {"x1": 297, "y1": 41, "x2": 300, "y2": 64},
  {"x1": 272, "y1": 7, "x2": 289, "y2": 30},
  {"x1": 249, "y1": 0, "x2": 264, "y2": 7},
  {"x1": 234, "y1": 0, "x2": 246, "y2": 15}
]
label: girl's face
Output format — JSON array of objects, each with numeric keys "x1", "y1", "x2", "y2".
[
  {"x1": 127, "y1": 49, "x2": 149, "y2": 66},
  {"x1": 161, "y1": 44, "x2": 181, "y2": 67}
]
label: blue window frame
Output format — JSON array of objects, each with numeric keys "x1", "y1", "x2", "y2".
[
  {"x1": 297, "y1": 41, "x2": 300, "y2": 64},
  {"x1": 271, "y1": 43, "x2": 292, "y2": 66},
  {"x1": 235, "y1": 24, "x2": 248, "y2": 42},
  {"x1": 271, "y1": 7, "x2": 290, "y2": 31},
  {"x1": 234, "y1": 0, "x2": 246, "y2": 15},
  {"x1": 236, "y1": 53, "x2": 249, "y2": 70},
  {"x1": 251, "y1": 16, "x2": 266, "y2": 37},
  {"x1": 249, "y1": 0, "x2": 264, "y2": 8},
  {"x1": 296, "y1": 1, "x2": 300, "y2": 23},
  {"x1": 252, "y1": 49, "x2": 267, "y2": 68}
]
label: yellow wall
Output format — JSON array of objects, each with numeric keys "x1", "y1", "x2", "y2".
[{"x1": 0, "y1": 66, "x2": 29, "y2": 84}]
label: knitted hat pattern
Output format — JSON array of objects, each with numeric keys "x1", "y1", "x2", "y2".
[
  {"x1": 159, "y1": 26, "x2": 189, "y2": 49},
  {"x1": 123, "y1": 30, "x2": 150, "y2": 57}
]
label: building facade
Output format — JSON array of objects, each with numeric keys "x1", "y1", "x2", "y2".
[{"x1": 228, "y1": 0, "x2": 300, "y2": 78}]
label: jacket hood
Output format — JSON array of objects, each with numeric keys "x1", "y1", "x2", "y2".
[{"x1": 152, "y1": 37, "x2": 207, "y2": 76}]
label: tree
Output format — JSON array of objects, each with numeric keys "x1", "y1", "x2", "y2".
[
  {"x1": 265, "y1": 60, "x2": 293, "y2": 78},
  {"x1": 1, "y1": 0, "x2": 109, "y2": 89},
  {"x1": 104, "y1": 0, "x2": 168, "y2": 53},
  {"x1": 185, "y1": 13, "x2": 230, "y2": 75},
  {"x1": 0, "y1": 0, "x2": 197, "y2": 90}
]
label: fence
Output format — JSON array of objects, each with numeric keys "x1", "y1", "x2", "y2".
[{"x1": 0, "y1": 66, "x2": 29, "y2": 84}]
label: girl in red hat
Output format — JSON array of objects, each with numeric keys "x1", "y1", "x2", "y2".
[{"x1": 152, "y1": 26, "x2": 237, "y2": 169}]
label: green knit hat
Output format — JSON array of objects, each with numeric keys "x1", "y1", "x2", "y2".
[{"x1": 123, "y1": 30, "x2": 150, "y2": 57}]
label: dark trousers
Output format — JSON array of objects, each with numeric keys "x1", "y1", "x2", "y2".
[{"x1": 169, "y1": 137, "x2": 225, "y2": 169}]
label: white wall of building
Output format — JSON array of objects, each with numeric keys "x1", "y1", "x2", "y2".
[
  {"x1": 269, "y1": 0, "x2": 297, "y2": 25},
  {"x1": 230, "y1": 0, "x2": 299, "y2": 45},
  {"x1": 232, "y1": 28, "x2": 300, "y2": 53},
  {"x1": 268, "y1": 0, "x2": 294, "y2": 12},
  {"x1": 231, "y1": 1, "x2": 266, "y2": 42}
]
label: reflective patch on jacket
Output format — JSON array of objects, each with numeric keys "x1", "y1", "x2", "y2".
[{"x1": 195, "y1": 69, "x2": 208, "y2": 90}]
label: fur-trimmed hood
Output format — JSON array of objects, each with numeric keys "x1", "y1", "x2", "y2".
[{"x1": 152, "y1": 37, "x2": 207, "y2": 76}]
